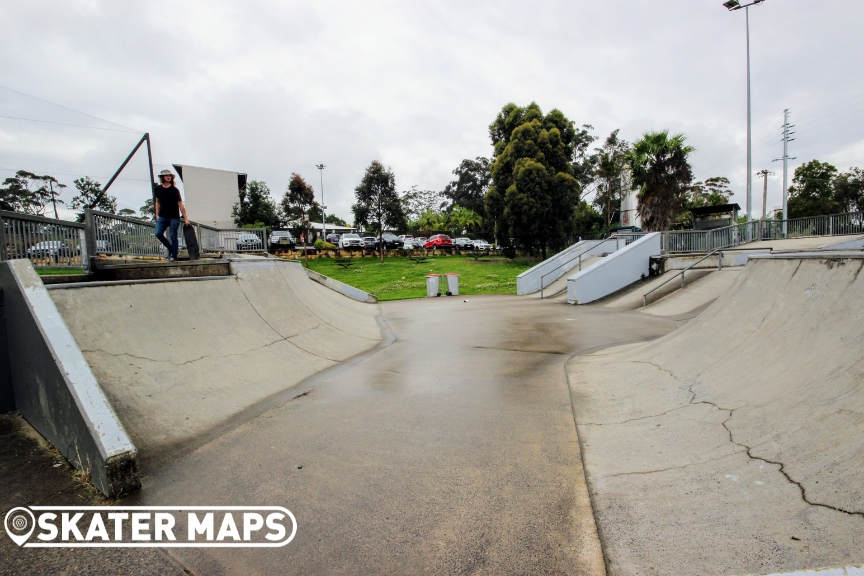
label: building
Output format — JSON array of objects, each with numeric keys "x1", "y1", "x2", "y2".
[
  {"x1": 691, "y1": 203, "x2": 741, "y2": 230},
  {"x1": 172, "y1": 164, "x2": 247, "y2": 229},
  {"x1": 619, "y1": 189, "x2": 642, "y2": 229}
]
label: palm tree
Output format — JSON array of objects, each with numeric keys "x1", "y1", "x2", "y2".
[
  {"x1": 447, "y1": 206, "x2": 483, "y2": 236},
  {"x1": 629, "y1": 131, "x2": 694, "y2": 231}
]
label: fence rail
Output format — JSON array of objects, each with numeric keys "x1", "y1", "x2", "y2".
[{"x1": 0, "y1": 210, "x2": 87, "y2": 269}]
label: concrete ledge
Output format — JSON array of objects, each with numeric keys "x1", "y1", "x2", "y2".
[
  {"x1": 46, "y1": 275, "x2": 233, "y2": 290},
  {"x1": 749, "y1": 251, "x2": 864, "y2": 260},
  {"x1": 0, "y1": 259, "x2": 139, "y2": 496},
  {"x1": 92, "y1": 259, "x2": 231, "y2": 281},
  {"x1": 305, "y1": 269, "x2": 379, "y2": 304},
  {"x1": 567, "y1": 233, "x2": 661, "y2": 304}
]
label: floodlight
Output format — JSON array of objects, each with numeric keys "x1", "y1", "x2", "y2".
[{"x1": 723, "y1": 0, "x2": 740, "y2": 9}]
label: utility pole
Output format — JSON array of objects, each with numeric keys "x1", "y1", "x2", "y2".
[
  {"x1": 315, "y1": 164, "x2": 326, "y2": 241},
  {"x1": 756, "y1": 169, "x2": 774, "y2": 220},
  {"x1": 773, "y1": 109, "x2": 796, "y2": 236}
]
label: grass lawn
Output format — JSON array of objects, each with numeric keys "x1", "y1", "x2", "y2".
[
  {"x1": 304, "y1": 254, "x2": 537, "y2": 301},
  {"x1": 36, "y1": 268, "x2": 87, "y2": 276}
]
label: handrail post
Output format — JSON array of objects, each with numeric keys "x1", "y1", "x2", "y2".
[
  {"x1": 0, "y1": 215, "x2": 7, "y2": 261},
  {"x1": 84, "y1": 208, "x2": 97, "y2": 271}
]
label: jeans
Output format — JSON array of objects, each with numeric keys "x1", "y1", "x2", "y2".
[{"x1": 155, "y1": 217, "x2": 180, "y2": 258}]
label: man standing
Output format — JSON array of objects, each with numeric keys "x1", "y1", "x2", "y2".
[{"x1": 153, "y1": 169, "x2": 189, "y2": 261}]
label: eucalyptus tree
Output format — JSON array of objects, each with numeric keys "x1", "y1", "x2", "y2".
[{"x1": 352, "y1": 161, "x2": 405, "y2": 262}]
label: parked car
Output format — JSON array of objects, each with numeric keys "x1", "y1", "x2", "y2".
[
  {"x1": 339, "y1": 233, "x2": 364, "y2": 249},
  {"x1": 424, "y1": 234, "x2": 453, "y2": 250},
  {"x1": 236, "y1": 232, "x2": 263, "y2": 250},
  {"x1": 381, "y1": 233, "x2": 402, "y2": 249},
  {"x1": 413, "y1": 237, "x2": 427, "y2": 249},
  {"x1": 268, "y1": 230, "x2": 295, "y2": 250},
  {"x1": 398, "y1": 234, "x2": 414, "y2": 245},
  {"x1": 473, "y1": 239, "x2": 491, "y2": 251},
  {"x1": 326, "y1": 233, "x2": 342, "y2": 245},
  {"x1": 453, "y1": 237, "x2": 474, "y2": 250},
  {"x1": 363, "y1": 236, "x2": 378, "y2": 250},
  {"x1": 26, "y1": 241, "x2": 74, "y2": 260}
]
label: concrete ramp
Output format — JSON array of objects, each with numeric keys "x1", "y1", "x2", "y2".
[
  {"x1": 49, "y1": 259, "x2": 381, "y2": 468},
  {"x1": 567, "y1": 254, "x2": 864, "y2": 574},
  {"x1": 516, "y1": 238, "x2": 621, "y2": 295},
  {"x1": 567, "y1": 233, "x2": 661, "y2": 304}
]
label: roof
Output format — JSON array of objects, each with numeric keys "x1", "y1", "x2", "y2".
[{"x1": 691, "y1": 203, "x2": 741, "y2": 217}]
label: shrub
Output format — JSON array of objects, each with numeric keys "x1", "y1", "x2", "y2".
[{"x1": 314, "y1": 239, "x2": 337, "y2": 250}]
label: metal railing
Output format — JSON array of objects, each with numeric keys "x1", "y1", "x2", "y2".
[
  {"x1": 539, "y1": 238, "x2": 619, "y2": 298},
  {"x1": 642, "y1": 248, "x2": 725, "y2": 307},
  {"x1": 88, "y1": 210, "x2": 164, "y2": 258},
  {"x1": 86, "y1": 210, "x2": 267, "y2": 257},
  {"x1": 0, "y1": 210, "x2": 87, "y2": 269},
  {"x1": 614, "y1": 232, "x2": 648, "y2": 246}
]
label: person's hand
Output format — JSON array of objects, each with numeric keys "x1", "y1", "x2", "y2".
[{"x1": 184, "y1": 218, "x2": 190, "y2": 226}]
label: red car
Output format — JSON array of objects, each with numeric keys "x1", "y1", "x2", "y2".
[{"x1": 424, "y1": 234, "x2": 453, "y2": 249}]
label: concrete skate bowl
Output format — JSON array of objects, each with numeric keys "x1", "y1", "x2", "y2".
[
  {"x1": 568, "y1": 254, "x2": 864, "y2": 574},
  {"x1": 50, "y1": 259, "x2": 382, "y2": 470}
]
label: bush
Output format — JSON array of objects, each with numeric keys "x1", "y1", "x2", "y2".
[{"x1": 314, "y1": 239, "x2": 337, "y2": 250}]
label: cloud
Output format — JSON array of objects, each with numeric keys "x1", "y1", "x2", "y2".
[{"x1": 2, "y1": 0, "x2": 864, "y2": 221}]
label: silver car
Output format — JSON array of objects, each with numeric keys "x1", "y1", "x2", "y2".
[{"x1": 339, "y1": 233, "x2": 364, "y2": 249}]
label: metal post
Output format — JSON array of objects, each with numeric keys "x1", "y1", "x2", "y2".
[
  {"x1": 316, "y1": 164, "x2": 326, "y2": 242},
  {"x1": 145, "y1": 134, "x2": 156, "y2": 210},
  {"x1": 782, "y1": 109, "x2": 789, "y2": 236},
  {"x1": 84, "y1": 208, "x2": 97, "y2": 271},
  {"x1": 0, "y1": 215, "x2": 7, "y2": 261},
  {"x1": 745, "y1": 6, "x2": 753, "y2": 225}
]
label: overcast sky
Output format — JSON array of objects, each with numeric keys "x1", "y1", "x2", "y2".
[{"x1": 3, "y1": 0, "x2": 864, "y2": 223}]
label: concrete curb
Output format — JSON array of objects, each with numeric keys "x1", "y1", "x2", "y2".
[
  {"x1": 305, "y1": 269, "x2": 379, "y2": 304},
  {"x1": 0, "y1": 260, "x2": 139, "y2": 496}
]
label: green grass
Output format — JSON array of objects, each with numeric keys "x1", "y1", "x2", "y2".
[
  {"x1": 36, "y1": 268, "x2": 87, "y2": 276},
  {"x1": 305, "y1": 254, "x2": 537, "y2": 301}
]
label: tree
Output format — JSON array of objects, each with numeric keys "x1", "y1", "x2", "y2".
[
  {"x1": 446, "y1": 206, "x2": 483, "y2": 237},
  {"x1": 117, "y1": 208, "x2": 137, "y2": 218},
  {"x1": 485, "y1": 102, "x2": 594, "y2": 258},
  {"x1": 0, "y1": 170, "x2": 58, "y2": 215},
  {"x1": 232, "y1": 180, "x2": 280, "y2": 228},
  {"x1": 308, "y1": 209, "x2": 346, "y2": 228},
  {"x1": 71, "y1": 176, "x2": 117, "y2": 222},
  {"x1": 573, "y1": 200, "x2": 605, "y2": 240},
  {"x1": 139, "y1": 198, "x2": 155, "y2": 221},
  {"x1": 352, "y1": 161, "x2": 405, "y2": 262},
  {"x1": 593, "y1": 130, "x2": 631, "y2": 235},
  {"x1": 831, "y1": 167, "x2": 864, "y2": 214},
  {"x1": 415, "y1": 210, "x2": 444, "y2": 234},
  {"x1": 787, "y1": 160, "x2": 841, "y2": 218},
  {"x1": 281, "y1": 173, "x2": 317, "y2": 245},
  {"x1": 674, "y1": 176, "x2": 732, "y2": 227},
  {"x1": 442, "y1": 158, "x2": 490, "y2": 216},
  {"x1": 402, "y1": 186, "x2": 444, "y2": 222},
  {"x1": 629, "y1": 131, "x2": 694, "y2": 231}
]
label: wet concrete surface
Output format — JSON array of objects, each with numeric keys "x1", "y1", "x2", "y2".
[
  {"x1": 124, "y1": 295, "x2": 675, "y2": 575},
  {"x1": 0, "y1": 414, "x2": 185, "y2": 576}
]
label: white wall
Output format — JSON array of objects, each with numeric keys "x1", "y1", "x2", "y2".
[
  {"x1": 516, "y1": 239, "x2": 622, "y2": 295},
  {"x1": 567, "y1": 233, "x2": 661, "y2": 304},
  {"x1": 177, "y1": 165, "x2": 241, "y2": 229}
]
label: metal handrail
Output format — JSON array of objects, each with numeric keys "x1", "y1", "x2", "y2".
[
  {"x1": 540, "y1": 238, "x2": 618, "y2": 298},
  {"x1": 642, "y1": 248, "x2": 724, "y2": 307}
]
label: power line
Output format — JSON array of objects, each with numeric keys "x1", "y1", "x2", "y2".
[
  {"x1": 0, "y1": 85, "x2": 141, "y2": 132},
  {"x1": 0, "y1": 115, "x2": 140, "y2": 133},
  {"x1": 0, "y1": 167, "x2": 149, "y2": 182}
]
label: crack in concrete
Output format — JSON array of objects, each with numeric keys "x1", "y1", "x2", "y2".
[
  {"x1": 684, "y1": 381, "x2": 864, "y2": 518},
  {"x1": 82, "y1": 326, "x2": 339, "y2": 367},
  {"x1": 590, "y1": 356, "x2": 864, "y2": 517},
  {"x1": 580, "y1": 404, "x2": 690, "y2": 426}
]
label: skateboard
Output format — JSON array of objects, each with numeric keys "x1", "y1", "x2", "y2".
[{"x1": 183, "y1": 224, "x2": 200, "y2": 260}]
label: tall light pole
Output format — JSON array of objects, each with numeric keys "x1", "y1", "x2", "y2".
[
  {"x1": 724, "y1": 0, "x2": 766, "y2": 225},
  {"x1": 315, "y1": 164, "x2": 326, "y2": 241}
]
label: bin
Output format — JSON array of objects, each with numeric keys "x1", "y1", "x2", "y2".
[
  {"x1": 425, "y1": 274, "x2": 441, "y2": 297},
  {"x1": 444, "y1": 273, "x2": 459, "y2": 296}
]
